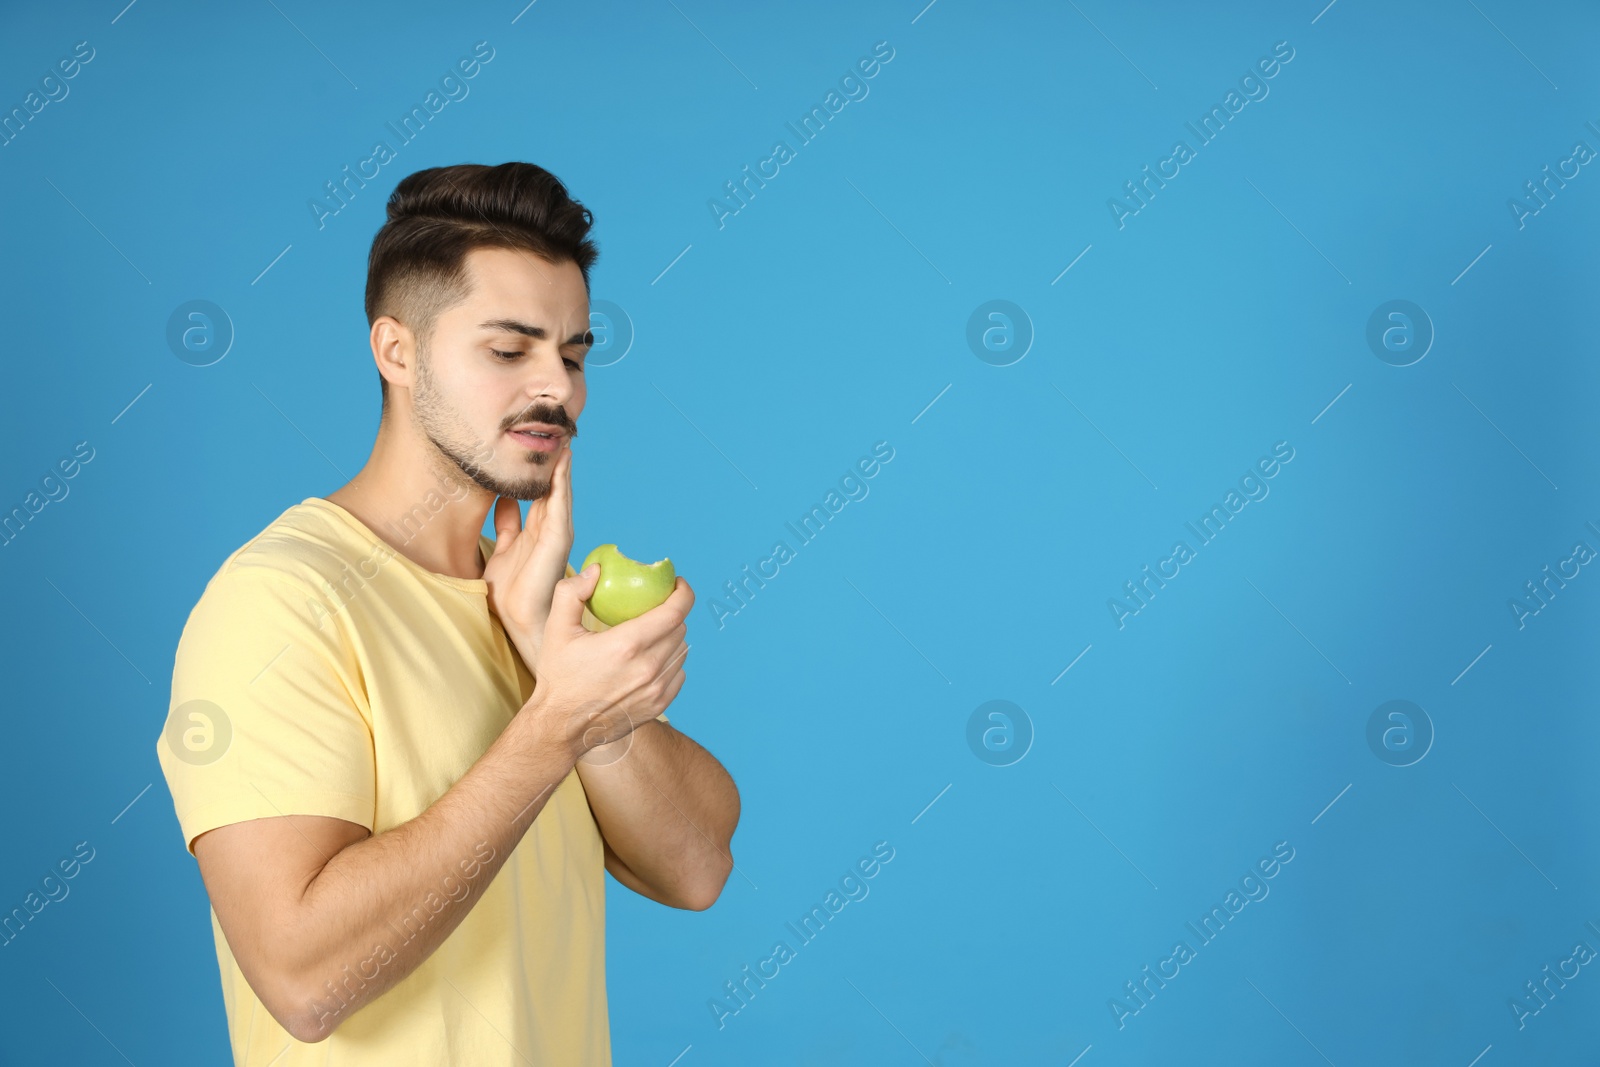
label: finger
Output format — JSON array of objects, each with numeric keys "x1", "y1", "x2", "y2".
[
  {"x1": 621, "y1": 598, "x2": 689, "y2": 643},
  {"x1": 553, "y1": 442, "x2": 573, "y2": 524},
  {"x1": 550, "y1": 564, "x2": 601, "y2": 632},
  {"x1": 634, "y1": 577, "x2": 694, "y2": 627},
  {"x1": 641, "y1": 636, "x2": 687, "y2": 679},
  {"x1": 491, "y1": 495, "x2": 522, "y2": 547},
  {"x1": 657, "y1": 622, "x2": 687, "y2": 651},
  {"x1": 530, "y1": 446, "x2": 569, "y2": 536},
  {"x1": 662, "y1": 661, "x2": 687, "y2": 705},
  {"x1": 650, "y1": 638, "x2": 690, "y2": 683},
  {"x1": 661, "y1": 577, "x2": 694, "y2": 620}
]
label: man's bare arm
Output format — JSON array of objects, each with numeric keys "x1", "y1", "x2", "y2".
[
  {"x1": 195, "y1": 703, "x2": 576, "y2": 1043},
  {"x1": 577, "y1": 718, "x2": 739, "y2": 910}
]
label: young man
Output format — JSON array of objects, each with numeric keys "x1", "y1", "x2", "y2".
[{"x1": 155, "y1": 162, "x2": 739, "y2": 1064}]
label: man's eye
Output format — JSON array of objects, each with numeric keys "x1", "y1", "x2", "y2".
[{"x1": 492, "y1": 349, "x2": 581, "y2": 370}]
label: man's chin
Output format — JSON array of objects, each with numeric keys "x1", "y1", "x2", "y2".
[
  {"x1": 453, "y1": 463, "x2": 550, "y2": 503},
  {"x1": 492, "y1": 475, "x2": 553, "y2": 503},
  {"x1": 510, "y1": 482, "x2": 552, "y2": 502}
]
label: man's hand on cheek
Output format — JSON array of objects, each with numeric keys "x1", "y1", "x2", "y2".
[{"x1": 483, "y1": 443, "x2": 575, "y2": 679}]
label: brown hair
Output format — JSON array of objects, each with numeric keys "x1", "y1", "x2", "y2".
[{"x1": 364, "y1": 162, "x2": 599, "y2": 411}]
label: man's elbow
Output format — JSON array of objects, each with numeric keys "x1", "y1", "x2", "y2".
[
  {"x1": 681, "y1": 849, "x2": 735, "y2": 911},
  {"x1": 260, "y1": 963, "x2": 343, "y2": 1044},
  {"x1": 684, "y1": 790, "x2": 739, "y2": 911},
  {"x1": 281, "y1": 994, "x2": 342, "y2": 1045}
]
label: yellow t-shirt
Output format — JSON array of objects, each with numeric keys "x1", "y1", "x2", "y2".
[{"x1": 156, "y1": 496, "x2": 654, "y2": 1065}]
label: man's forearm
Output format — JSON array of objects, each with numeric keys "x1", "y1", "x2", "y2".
[
  {"x1": 281, "y1": 704, "x2": 576, "y2": 1042},
  {"x1": 577, "y1": 720, "x2": 739, "y2": 909}
]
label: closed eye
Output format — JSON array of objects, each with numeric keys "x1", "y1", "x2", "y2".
[{"x1": 492, "y1": 349, "x2": 583, "y2": 371}]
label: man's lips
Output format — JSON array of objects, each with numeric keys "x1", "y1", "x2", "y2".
[
  {"x1": 508, "y1": 422, "x2": 565, "y2": 436},
  {"x1": 507, "y1": 428, "x2": 563, "y2": 452}
]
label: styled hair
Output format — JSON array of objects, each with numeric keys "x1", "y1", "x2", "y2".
[{"x1": 364, "y1": 162, "x2": 599, "y2": 411}]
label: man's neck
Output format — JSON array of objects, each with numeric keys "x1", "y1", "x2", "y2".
[{"x1": 324, "y1": 440, "x2": 493, "y2": 582}]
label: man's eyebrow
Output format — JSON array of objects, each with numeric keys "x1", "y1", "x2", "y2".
[{"x1": 478, "y1": 319, "x2": 593, "y2": 346}]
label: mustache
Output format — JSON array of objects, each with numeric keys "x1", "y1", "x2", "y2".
[{"x1": 506, "y1": 406, "x2": 577, "y2": 436}]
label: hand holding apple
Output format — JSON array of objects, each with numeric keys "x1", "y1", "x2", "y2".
[
  {"x1": 483, "y1": 442, "x2": 574, "y2": 680},
  {"x1": 523, "y1": 561, "x2": 695, "y2": 758},
  {"x1": 581, "y1": 543, "x2": 676, "y2": 626}
]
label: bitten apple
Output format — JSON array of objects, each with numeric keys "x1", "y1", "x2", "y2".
[{"x1": 581, "y1": 543, "x2": 676, "y2": 625}]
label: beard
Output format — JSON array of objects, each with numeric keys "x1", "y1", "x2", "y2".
[{"x1": 411, "y1": 343, "x2": 563, "y2": 502}]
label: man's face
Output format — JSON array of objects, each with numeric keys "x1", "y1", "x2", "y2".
[{"x1": 407, "y1": 246, "x2": 589, "y2": 502}]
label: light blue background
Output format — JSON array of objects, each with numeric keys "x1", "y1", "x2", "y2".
[{"x1": 2, "y1": 1, "x2": 1598, "y2": 1064}]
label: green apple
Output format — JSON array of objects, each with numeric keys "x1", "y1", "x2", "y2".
[{"x1": 581, "y1": 543, "x2": 676, "y2": 625}]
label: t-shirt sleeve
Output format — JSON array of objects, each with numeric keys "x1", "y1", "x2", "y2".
[
  {"x1": 566, "y1": 560, "x2": 671, "y2": 725},
  {"x1": 156, "y1": 564, "x2": 376, "y2": 857}
]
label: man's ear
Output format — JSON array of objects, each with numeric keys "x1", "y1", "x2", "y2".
[{"x1": 370, "y1": 315, "x2": 416, "y2": 393}]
